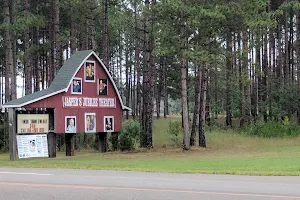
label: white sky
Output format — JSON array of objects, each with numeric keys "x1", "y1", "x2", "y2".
[{"x1": 0, "y1": 75, "x2": 26, "y2": 104}]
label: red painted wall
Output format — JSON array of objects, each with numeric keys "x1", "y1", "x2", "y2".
[{"x1": 25, "y1": 55, "x2": 123, "y2": 133}]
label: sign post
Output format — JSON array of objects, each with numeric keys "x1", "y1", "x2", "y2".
[
  {"x1": 47, "y1": 132, "x2": 56, "y2": 158},
  {"x1": 97, "y1": 133, "x2": 107, "y2": 153},
  {"x1": 8, "y1": 108, "x2": 17, "y2": 161},
  {"x1": 111, "y1": 132, "x2": 118, "y2": 151},
  {"x1": 65, "y1": 133, "x2": 75, "y2": 156}
]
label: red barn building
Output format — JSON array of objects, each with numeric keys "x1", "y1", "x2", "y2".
[{"x1": 3, "y1": 50, "x2": 130, "y2": 158}]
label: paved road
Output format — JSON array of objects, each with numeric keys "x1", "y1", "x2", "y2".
[{"x1": 0, "y1": 168, "x2": 300, "y2": 200}]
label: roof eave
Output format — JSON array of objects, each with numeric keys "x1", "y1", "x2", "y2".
[
  {"x1": 1, "y1": 104, "x2": 22, "y2": 108},
  {"x1": 1, "y1": 89, "x2": 66, "y2": 109},
  {"x1": 122, "y1": 106, "x2": 132, "y2": 111}
]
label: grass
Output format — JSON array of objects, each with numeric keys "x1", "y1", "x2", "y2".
[{"x1": 1, "y1": 116, "x2": 300, "y2": 176}]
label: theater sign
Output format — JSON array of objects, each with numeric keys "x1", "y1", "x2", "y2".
[
  {"x1": 17, "y1": 114, "x2": 49, "y2": 134},
  {"x1": 62, "y1": 96, "x2": 116, "y2": 108}
]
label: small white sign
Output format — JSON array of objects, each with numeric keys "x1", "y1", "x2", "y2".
[{"x1": 17, "y1": 134, "x2": 49, "y2": 159}]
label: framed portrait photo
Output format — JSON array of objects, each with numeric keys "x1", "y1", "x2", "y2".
[
  {"x1": 98, "y1": 78, "x2": 108, "y2": 95},
  {"x1": 104, "y1": 116, "x2": 114, "y2": 132},
  {"x1": 85, "y1": 113, "x2": 96, "y2": 133},
  {"x1": 65, "y1": 116, "x2": 77, "y2": 133},
  {"x1": 84, "y1": 60, "x2": 96, "y2": 82},
  {"x1": 71, "y1": 78, "x2": 82, "y2": 94}
]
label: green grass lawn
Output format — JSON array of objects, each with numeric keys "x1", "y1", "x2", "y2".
[{"x1": 1, "y1": 116, "x2": 300, "y2": 176}]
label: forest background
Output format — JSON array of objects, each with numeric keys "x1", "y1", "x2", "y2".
[{"x1": 1, "y1": 0, "x2": 300, "y2": 152}]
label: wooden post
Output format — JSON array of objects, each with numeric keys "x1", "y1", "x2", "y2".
[
  {"x1": 47, "y1": 132, "x2": 56, "y2": 158},
  {"x1": 65, "y1": 133, "x2": 75, "y2": 156},
  {"x1": 98, "y1": 133, "x2": 107, "y2": 153},
  {"x1": 8, "y1": 108, "x2": 17, "y2": 161},
  {"x1": 75, "y1": 133, "x2": 78, "y2": 150},
  {"x1": 111, "y1": 132, "x2": 118, "y2": 151},
  {"x1": 46, "y1": 108, "x2": 55, "y2": 131},
  {"x1": 95, "y1": 133, "x2": 100, "y2": 151}
]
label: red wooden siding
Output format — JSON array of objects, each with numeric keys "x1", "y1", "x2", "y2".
[{"x1": 25, "y1": 55, "x2": 123, "y2": 133}]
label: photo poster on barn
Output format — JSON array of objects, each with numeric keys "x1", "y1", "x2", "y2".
[
  {"x1": 85, "y1": 113, "x2": 96, "y2": 133},
  {"x1": 17, "y1": 114, "x2": 49, "y2": 134},
  {"x1": 85, "y1": 60, "x2": 96, "y2": 82},
  {"x1": 16, "y1": 134, "x2": 49, "y2": 159},
  {"x1": 65, "y1": 116, "x2": 77, "y2": 133},
  {"x1": 98, "y1": 78, "x2": 108, "y2": 95},
  {"x1": 104, "y1": 116, "x2": 114, "y2": 132}
]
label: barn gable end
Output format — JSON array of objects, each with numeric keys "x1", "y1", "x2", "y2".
[{"x1": 2, "y1": 50, "x2": 130, "y2": 111}]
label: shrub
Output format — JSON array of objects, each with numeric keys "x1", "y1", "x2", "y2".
[
  {"x1": 119, "y1": 120, "x2": 141, "y2": 151},
  {"x1": 243, "y1": 121, "x2": 300, "y2": 138},
  {"x1": 167, "y1": 120, "x2": 183, "y2": 147}
]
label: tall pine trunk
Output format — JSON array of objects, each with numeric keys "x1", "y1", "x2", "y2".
[
  {"x1": 130, "y1": 52, "x2": 133, "y2": 117},
  {"x1": 213, "y1": 63, "x2": 218, "y2": 119},
  {"x1": 199, "y1": 63, "x2": 207, "y2": 148},
  {"x1": 277, "y1": 21, "x2": 283, "y2": 86},
  {"x1": 252, "y1": 32, "x2": 260, "y2": 123},
  {"x1": 190, "y1": 64, "x2": 201, "y2": 146},
  {"x1": 140, "y1": 0, "x2": 154, "y2": 148},
  {"x1": 238, "y1": 32, "x2": 245, "y2": 120},
  {"x1": 33, "y1": 26, "x2": 40, "y2": 92},
  {"x1": 118, "y1": 39, "x2": 123, "y2": 89},
  {"x1": 296, "y1": 11, "x2": 300, "y2": 124},
  {"x1": 49, "y1": 22, "x2": 54, "y2": 85},
  {"x1": 24, "y1": 0, "x2": 32, "y2": 95},
  {"x1": 125, "y1": 49, "x2": 130, "y2": 119},
  {"x1": 181, "y1": 56, "x2": 189, "y2": 150},
  {"x1": 163, "y1": 57, "x2": 168, "y2": 118},
  {"x1": 156, "y1": 85, "x2": 161, "y2": 119},
  {"x1": 80, "y1": 19, "x2": 88, "y2": 50},
  {"x1": 180, "y1": 17, "x2": 190, "y2": 150},
  {"x1": 225, "y1": 31, "x2": 232, "y2": 126},
  {"x1": 242, "y1": 31, "x2": 251, "y2": 120},
  {"x1": 135, "y1": 3, "x2": 141, "y2": 118},
  {"x1": 132, "y1": 53, "x2": 136, "y2": 119},
  {"x1": 284, "y1": 10, "x2": 290, "y2": 116},
  {"x1": 269, "y1": 30, "x2": 275, "y2": 119},
  {"x1": 156, "y1": 60, "x2": 163, "y2": 119},
  {"x1": 11, "y1": 0, "x2": 17, "y2": 99},
  {"x1": 102, "y1": 0, "x2": 109, "y2": 69},
  {"x1": 54, "y1": 0, "x2": 61, "y2": 73},
  {"x1": 244, "y1": 32, "x2": 251, "y2": 117},
  {"x1": 4, "y1": 0, "x2": 16, "y2": 102},
  {"x1": 262, "y1": 32, "x2": 268, "y2": 122},
  {"x1": 206, "y1": 70, "x2": 211, "y2": 126},
  {"x1": 289, "y1": 9, "x2": 294, "y2": 84},
  {"x1": 70, "y1": 2, "x2": 77, "y2": 54}
]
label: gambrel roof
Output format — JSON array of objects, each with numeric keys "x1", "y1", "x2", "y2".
[{"x1": 2, "y1": 50, "x2": 131, "y2": 111}]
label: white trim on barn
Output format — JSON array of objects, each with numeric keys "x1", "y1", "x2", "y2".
[{"x1": 2, "y1": 89, "x2": 66, "y2": 108}]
